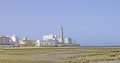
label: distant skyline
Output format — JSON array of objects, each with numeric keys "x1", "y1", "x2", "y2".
[{"x1": 0, "y1": 0, "x2": 120, "y2": 46}]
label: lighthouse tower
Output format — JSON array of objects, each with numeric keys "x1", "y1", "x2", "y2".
[{"x1": 59, "y1": 27, "x2": 64, "y2": 43}]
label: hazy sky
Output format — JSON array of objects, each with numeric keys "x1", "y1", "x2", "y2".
[{"x1": 0, "y1": 0, "x2": 120, "y2": 46}]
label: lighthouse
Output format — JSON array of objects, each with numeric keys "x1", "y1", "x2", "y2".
[{"x1": 60, "y1": 27, "x2": 64, "y2": 43}]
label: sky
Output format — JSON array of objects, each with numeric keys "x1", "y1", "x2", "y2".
[{"x1": 0, "y1": 0, "x2": 120, "y2": 46}]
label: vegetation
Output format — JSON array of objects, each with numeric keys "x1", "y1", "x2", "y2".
[{"x1": 0, "y1": 46, "x2": 120, "y2": 63}]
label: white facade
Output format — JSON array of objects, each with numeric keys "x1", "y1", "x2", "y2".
[
  {"x1": 35, "y1": 40, "x2": 56, "y2": 46},
  {"x1": 35, "y1": 40, "x2": 40, "y2": 46},
  {"x1": 19, "y1": 37, "x2": 27, "y2": 45},
  {"x1": 35, "y1": 33, "x2": 75, "y2": 46},
  {"x1": 0, "y1": 35, "x2": 19, "y2": 46},
  {"x1": 34, "y1": 27, "x2": 79, "y2": 46},
  {"x1": 57, "y1": 38, "x2": 63, "y2": 43},
  {"x1": 11, "y1": 34, "x2": 19, "y2": 46},
  {"x1": 57, "y1": 38, "x2": 73, "y2": 44},
  {"x1": 0, "y1": 35, "x2": 10, "y2": 45},
  {"x1": 43, "y1": 34, "x2": 56, "y2": 41},
  {"x1": 64, "y1": 38, "x2": 72, "y2": 44}
]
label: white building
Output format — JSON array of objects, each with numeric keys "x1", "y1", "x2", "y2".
[
  {"x1": 35, "y1": 34, "x2": 76, "y2": 46},
  {"x1": 35, "y1": 40, "x2": 40, "y2": 46},
  {"x1": 35, "y1": 40, "x2": 56, "y2": 46},
  {"x1": 0, "y1": 35, "x2": 10, "y2": 45},
  {"x1": 35, "y1": 27, "x2": 80, "y2": 47},
  {"x1": 35, "y1": 34, "x2": 58, "y2": 46},
  {"x1": 11, "y1": 34, "x2": 19, "y2": 46},
  {"x1": 0, "y1": 35, "x2": 19, "y2": 46},
  {"x1": 43, "y1": 34, "x2": 57, "y2": 41},
  {"x1": 19, "y1": 37, "x2": 27, "y2": 45},
  {"x1": 64, "y1": 38, "x2": 72, "y2": 44},
  {"x1": 19, "y1": 37, "x2": 35, "y2": 46}
]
